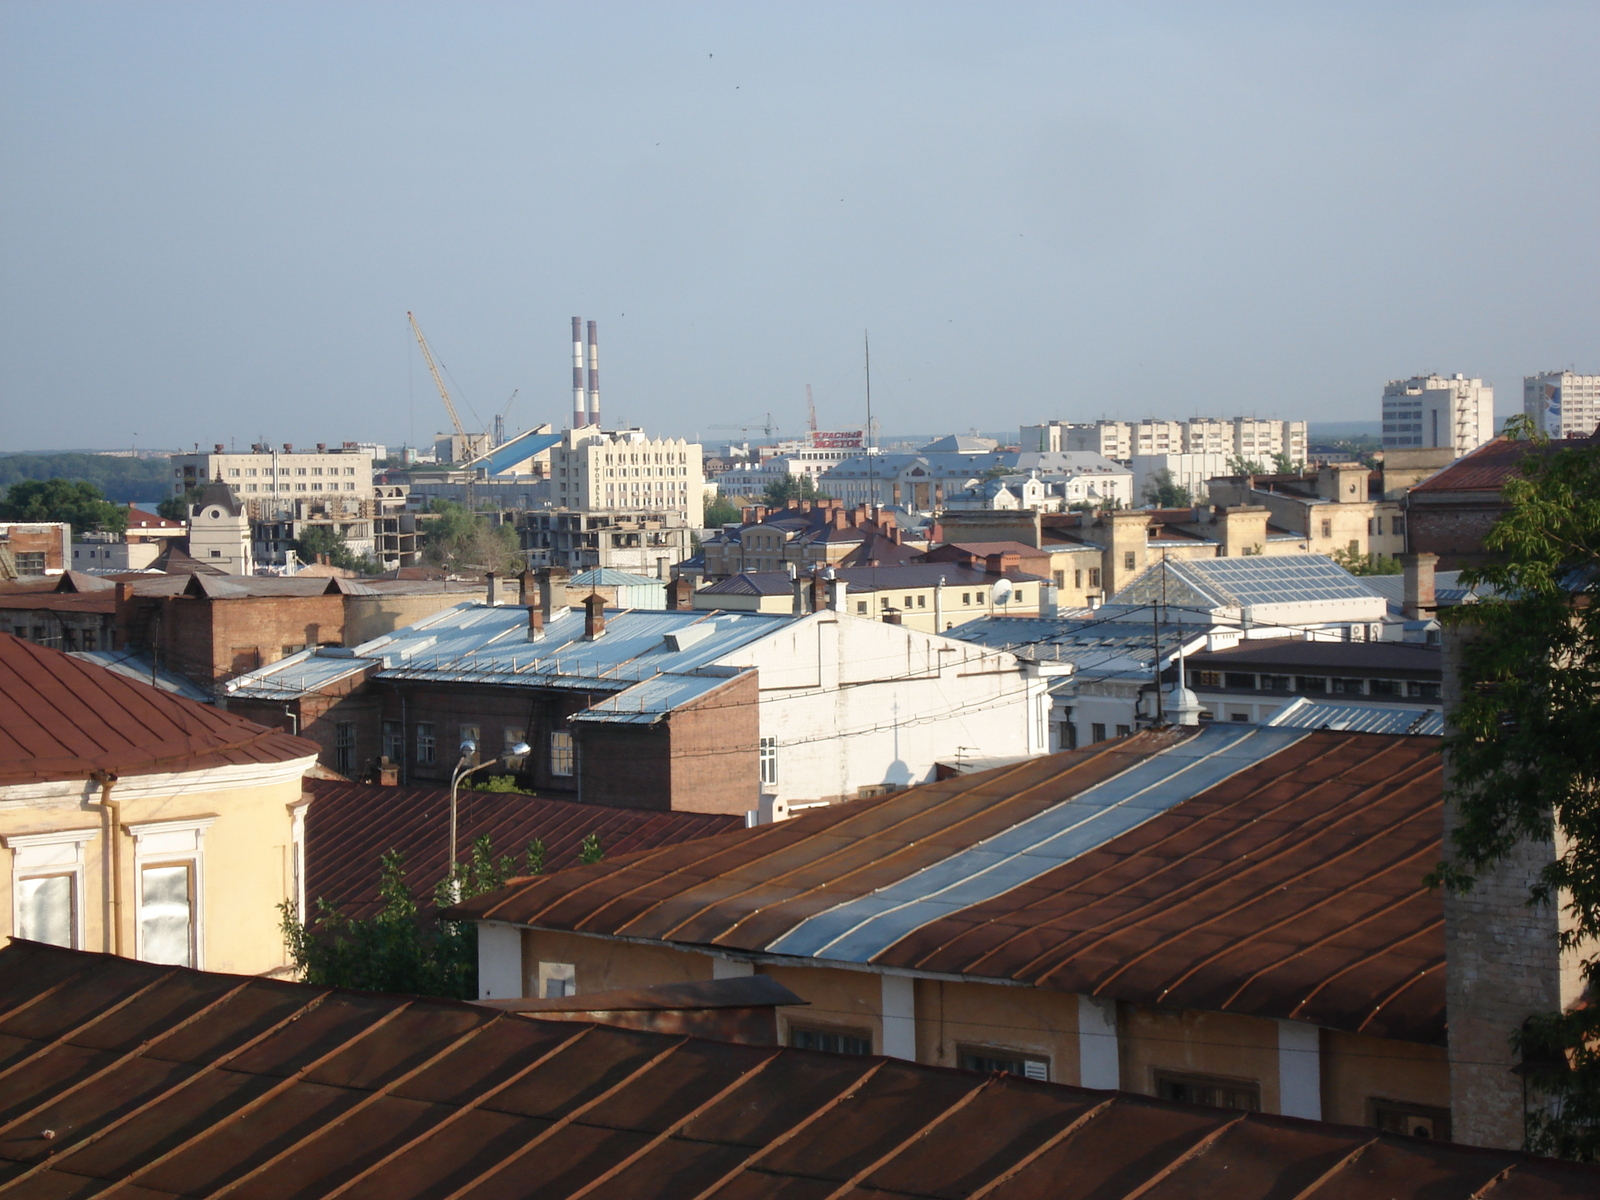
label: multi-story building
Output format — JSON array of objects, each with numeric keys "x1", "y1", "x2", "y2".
[
  {"x1": 1027, "y1": 419, "x2": 1307, "y2": 466},
  {"x1": 0, "y1": 522, "x2": 71, "y2": 578},
  {"x1": 1525, "y1": 369, "x2": 1600, "y2": 439},
  {"x1": 1382, "y1": 374, "x2": 1494, "y2": 453},
  {"x1": 517, "y1": 508, "x2": 694, "y2": 575},
  {"x1": 547, "y1": 427, "x2": 704, "y2": 528},
  {"x1": 169, "y1": 443, "x2": 376, "y2": 516}
]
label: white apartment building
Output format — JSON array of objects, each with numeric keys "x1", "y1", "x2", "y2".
[
  {"x1": 549, "y1": 427, "x2": 705, "y2": 527},
  {"x1": 1130, "y1": 453, "x2": 1233, "y2": 505},
  {"x1": 1382, "y1": 375, "x2": 1494, "y2": 453},
  {"x1": 1526, "y1": 370, "x2": 1600, "y2": 440},
  {"x1": 1025, "y1": 419, "x2": 1307, "y2": 465},
  {"x1": 170, "y1": 443, "x2": 376, "y2": 518}
]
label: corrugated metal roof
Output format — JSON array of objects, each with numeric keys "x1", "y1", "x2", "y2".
[
  {"x1": 305, "y1": 778, "x2": 739, "y2": 919},
  {"x1": 5, "y1": 941, "x2": 1596, "y2": 1198},
  {"x1": 456, "y1": 729, "x2": 1447, "y2": 1042},
  {"x1": 1267, "y1": 697, "x2": 1445, "y2": 735},
  {"x1": 1361, "y1": 571, "x2": 1473, "y2": 607},
  {"x1": 67, "y1": 649, "x2": 214, "y2": 702},
  {"x1": 568, "y1": 567, "x2": 666, "y2": 588},
  {"x1": 1113, "y1": 555, "x2": 1382, "y2": 610},
  {"x1": 576, "y1": 670, "x2": 749, "y2": 724},
  {"x1": 0, "y1": 633, "x2": 318, "y2": 783}
]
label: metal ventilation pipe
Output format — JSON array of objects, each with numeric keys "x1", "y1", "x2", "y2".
[
  {"x1": 572, "y1": 317, "x2": 587, "y2": 428},
  {"x1": 586, "y1": 320, "x2": 601, "y2": 427}
]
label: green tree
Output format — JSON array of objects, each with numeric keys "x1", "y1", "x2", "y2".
[
  {"x1": 578, "y1": 833, "x2": 604, "y2": 864},
  {"x1": 1329, "y1": 547, "x2": 1402, "y2": 576},
  {"x1": 292, "y1": 524, "x2": 380, "y2": 574},
  {"x1": 1140, "y1": 469, "x2": 1193, "y2": 509},
  {"x1": 0, "y1": 478, "x2": 126, "y2": 534},
  {"x1": 1226, "y1": 455, "x2": 1269, "y2": 477},
  {"x1": 1435, "y1": 415, "x2": 1600, "y2": 1159},
  {"x1": 156, "y1": 484, "x2": 206, "y2": 522},
  {"x1": 1271, "y1": 451, "x2": 1304, "y2": 475},
  {"x1": 703, "y1": 495, "x2": 741, "y2": 527},
  {"x1": 762, "y1": 475, "x2": 830, "y2": 507},
  {"x1": 0, "y1": 453, "x2": 172, "y2": 505},
  {"x1": 280, "y1": 834, "x2": 551, "y2": 999},
  {"x1": 419, "y1": 499, "x2": 524, "y2": 575}
]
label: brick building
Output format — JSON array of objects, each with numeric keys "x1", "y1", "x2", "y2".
[{"x1": 0, "y1": 521, "x2": 70, "y2": 578}]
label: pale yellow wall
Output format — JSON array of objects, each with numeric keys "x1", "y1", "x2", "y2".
[
  {"x1": 1120, "y1": 1003, "x2": 1282, "y2": 1111},
  {"x1": 1321, "y1": 1029, "x2": 1450, "y2": 1126},
  {"x1": 518, "y1": 927, "x2": 713, "y2": 996},
  {"x1": 2, "y1": 772, "x2": 308, "y2": 976},
  {"x1": 345, "y1": 590, "x2": 486, "y2": 645},
  {"x1": 914, "y1": 978, "x2": 1081, "y2": 1083}
]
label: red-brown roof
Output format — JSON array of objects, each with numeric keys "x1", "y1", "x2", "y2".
[
  {"x1": 1409, "y1": 435, "x2": 1596, "y2": 495},
  {"x1": 3, "y1": 941, "x2": 1595, "y2": 1198},
  {"x1": 306, "y1": 779, "x2": 742, "y2": 919},
  {"x1": 126, "y1": 506, "x2": 183, "y2": 529},
  {"x1": 454, "y1": 729, "x2": 1447, "y2": 1043},
  {"x1": 0, "y1": 633, "x2": 318, "y2": 784}
]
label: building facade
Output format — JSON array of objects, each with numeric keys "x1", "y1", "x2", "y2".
[
  {"x1": 170, "y1": 443, "x2": 376, "y2": 513},
  {"x1": 517, "y1": 508, "x2": 694, "y2": 574},
  {"x1": 1382, "y1": 375, "x2": 1494, "y2": 453},
  {"x1": 548, "y1": 428, "x2": 704, "y2": 527},
  {"x1": 1525, "y1": 369, "x2": 1600, "y2": 439},
  {"x1": 1025, "y1": 419, "x2": 1308, "y2": 465}
]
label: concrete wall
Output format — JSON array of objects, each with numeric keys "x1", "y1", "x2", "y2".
[{"x1": 344, "y1": 589, "x2": 486, "y2": 645}]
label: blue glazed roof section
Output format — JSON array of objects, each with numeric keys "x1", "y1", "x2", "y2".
[
  {"x1": 1266, "y1": 697, "x2": 1444, "y2": 736},
  {"x1": 472, "y1": 431, "x2": 563, "y2": 476},
  {"x1": 767, "y1": 724, "x2": 1308, "y2": 962}
]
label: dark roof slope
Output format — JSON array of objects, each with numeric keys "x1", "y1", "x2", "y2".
[
  {"x1": 0, "y1": 633, "x2": 317, "y2": 783},
  {"x1": 454, "y1": 729, "x2": 1447, "y2": 1043},
  {"x1": 1409, "y1": 434, "x2": 1596, "y2": 495},
  {"x1": 1188, "y1": 638, "x2": 1444, "y2": 674},
  {"x1": 3, "y1": 941, "x2": 1594, "y2": 1199},
  {"x1": 306, "y1": 779, "x2": 742, "y2": 919}
]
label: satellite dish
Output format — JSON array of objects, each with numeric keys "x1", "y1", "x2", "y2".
[{"x1": 991, "y1": 578, "x2": 1014, "y2": 606}]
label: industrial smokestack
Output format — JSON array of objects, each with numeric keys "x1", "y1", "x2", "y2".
[
  {"x1": 571, "y1": 317, "x2": 586, "y2": 429},
  {"x1": 586, "y1": 320, "x2": 601, "y2": 427}
]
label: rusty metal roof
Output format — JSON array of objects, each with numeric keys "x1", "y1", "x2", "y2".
[
  {"x1": 2, "y1": 941, "x2": 1594, "y2": 1198},
  {"x1": 306, "y1": 779, "x2": 742, "y2": 919},
  {"x1": 0, "y1": 633, "x2": 318, "y2": 785},
  {"x1": 455, "y1": 727, "x2": 1447, "y2": 1043}
]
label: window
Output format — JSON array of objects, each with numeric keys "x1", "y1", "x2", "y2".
[
  {"x1": 1295, "y1": 676, "x2": 1328, "y2": 694},
  {"x1": 1155, "y1": 1071, "x2": 1260, "y2": 1112},
  {"x1": 382, "y1": 720, "x2": 403, "y2": 762},
  {"x1": 537, "y1": 961, "x2": 576, "y2": 999},
  {"x1": 1260, "y1": 674, "x2": 1291, "y2": 691},
  {"x1": 1115, "y1": 724, "x2": 1131, "y2": 737},
  {"x1": 856, "y1": 600, "x2": 867, "y2": 614},
  {"x1": 335, "y1": 721, "x2": 356, "y2": 776},
  {"x1": 1194, "y1": 670, "x2": 1221, "y2": 687},
  {"x1": 1123, "y1": 551, "x2": 1135, "y2": 570},
  {"x1": 1331, "y1": 678, "x2": 1364, "y2": 695},
  {"x1": 789, "y1": 1025, "x2": 872, "y2": 1055},
  {"x1": 904, "y1": 595, "x2": 913, "y2": 607},
  {"x1": 1320, "y1": 519, "x2": 1332, "y2": 538},
  {"x1": 15, "y1": 552, "x2": 45, "y2": 574},
  {"x1": 1231, "y1": 712, "x2": 1250, "y2": 722},
  {"x1": 458, "y1": 725, "x2": 480, "y2": 759},
  {"x1": 1372, "y1": 1099, "x2": 1451, "y2": 1140},
  {"x1": 1074, "y1": 570, "x2": 1082, "y2": 588},
  {"x1": 5, "y1": 829, "x2": 96, "y2": 949},
  {"x1": 917, "y1": 595, "x2": 926, "y2": 608},
  {"x1": 1393, "y1": 516, "x2": 1406, "y2": 537},
  {"x1": 550, "y1": 730, "x2": 575, "y2": 776},
  {"x1": 959, "y1": 1046, "x2": 1050, "y2": 1081},
  {"x1": 416, "y1": 722, "x2": 437, "y2": 765},
  {"x1": 1224, "y1": 672, "x2": 1255, "y2": 689},
  {"x1": 503, "y1": 727, "x2": 526, "y2": 760},
  {"x1": 140, "y1": 863, "x2": 194, "y2": 967},
  {"x1": 962, "y1": 593, "x2": 971, "y2": 604},
  {"x1": 296, "y1": 467, "x2": 307, "y2": 476},
  {"x1": 1088, "y1": 569, "x2": 1101, "y2": 589},
  {"x1": 1370, "y1": 679, "x2": 1401, "y2": 697},
  {"x1": 1407, "y1": 681, "x2": 1442, "y2": 700},
  {"x1": 759, "y1": 737, "x2": 778, "y2": 786},
  {"x1": 1091, "y1": 723, "x2": 1107, "y2": 743}
]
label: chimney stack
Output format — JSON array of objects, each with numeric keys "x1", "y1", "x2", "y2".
[
  {"x1": 583, "y1": 592, "x2": 606, "y2": 639},
  {"x1": 485, "y1": 572, "x2": 501, "y2": 606},
  {"x1": 669, "y1": 576, "x2": 695, "y2": 611},
  {"x1": 517, "y1": 568, "x2": 536, "y2": 606},
  {"x1": 809, "y1": 569, "x2": 828, "y2": 613},
  {"x1": 572, "y1": 317, "x2": 587, "y2": 429},
  {"x1": 1402, "y1": 552, "x2": 1438, "y2": 621},
  {"x1": 586, "y1": 320, "x2": 601, "y2": 427},
  {"x1": 528, "y1": 606, "x2": 545, "y2": 640},
  {"x1": 539, "y1": 565, "x2": 569, "y2": 623}
]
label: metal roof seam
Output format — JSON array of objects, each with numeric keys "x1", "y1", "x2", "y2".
[
  {"x1": 1353, "y1": 959, "x2": 1447, "y2": 1036},
  {"x1": 0, "y1": 967, "x2": 180, "y2": 1087},
  {"x1": 1281, "y1": 915, "x2": 1446, "y2": 1021},
  {"x1": 1013, "y1": 744, "x2": 1443, "y2": 986},
  {"x1": 923, "y1": 734, "x2": 1368, "y2": 978},
  {"x1": 1114, "y1": 1109, "x2": 1252, "y2": 1200},
  {"x1": 1277, "y1": 1135, "x2": 1384, "y2": 1200},
  {"x1": 432, "y1": 1038, "x2": 695, "y2": 1200},
  {"x1": 960, "y1": 1096, "x2": 1118, "y2": 1200}
]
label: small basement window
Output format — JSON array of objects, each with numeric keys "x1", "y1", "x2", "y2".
[
  {"x1": 1371, "y1": 1099, "x2": 1451, "y2": 1140},
  {"x1": 1155, "y1": 1071, "x2": 1260, "y2": 1112},
  {"x1": 537, "y1": 961, "x2": 576, "y2": 999},
  {"x1": 789, "y1": 1025, "x2": 872, "y2": 1056},
  {"x1": 959, "y1": 1045, "x2": 1049, "y2": 1082}
]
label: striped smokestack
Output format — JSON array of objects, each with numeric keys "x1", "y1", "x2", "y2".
[
  {"x1": 586, "y1": 320, "x2": 601, "y2": 427},
  {"x1": 571, "y1": 316, "x2": 586, "y2": 428}
]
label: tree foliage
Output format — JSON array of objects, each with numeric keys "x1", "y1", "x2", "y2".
[
  {"x1": 156, "y1": 485, "x2": 206, "y2": 522},
  {"x1": 703, "y1": 495, "x2": 741, "y2": 527},
  {"x1": 762, "y1": 474, "x2": 830, "y2": 507},
  {"x1": 1226, "y1": 455, "x2": 1269, "y2": 477},
  {"x1": 1330, "y1": 547, "x2": 1402, "y2": 576},
  {"x1": 1140, "y1": 469, "x2": 1193, "y2": 509},
  {"x1": 280, "y1": 833, "x2": 558, "y2": 999},
  {"x1": 419, "y1": 499, "x2": 524, "y2": 575},
  {"x1": 0, "y1": 478, "x2": 126, "y2": 534},
  {"x1": 0, "y1": 453, "x2": 172, "y2": 505},
  {"x1": 1436, "y1": 414, "x2": 1600, "y2": 1159},
  {"x1": 293, "y1": 523, "x2": 380, "y2": 574}
]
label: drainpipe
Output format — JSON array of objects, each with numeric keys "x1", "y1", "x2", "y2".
[{"x1": 89, "y1": 770, "x2": 122, "y2": 956}]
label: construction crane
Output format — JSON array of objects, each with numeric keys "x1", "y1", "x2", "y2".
[
  {"x1": 407, "y1": 312, "x2": 468, "y2": 442},
  {"x1": 806, "y1": 384, "x2": 817, "y2": 434},
  {"x1": 709, "y1": 413, "x2": 778, "y2": 438}
]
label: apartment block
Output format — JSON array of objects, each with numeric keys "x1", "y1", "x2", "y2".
[
  {"x1": 1525, "y1": 369, "x2": 1600, "y2": 439},
  {"x1": 548, "y1": 427, "x2": 704, "y2": 528},
  {"x1": 1026, "y1": 419, "x2": 1306, "y2": 465},
  {"x1": 170, "y1": 442, "x2": 376, "y2": 516},
  {"x1": 1382, "y1": 375, "x2": 1494, "y2": 453}
]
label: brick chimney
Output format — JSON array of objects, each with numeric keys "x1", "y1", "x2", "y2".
[
  {"x1": 809, "y1": 569, "x2": 828, "y2": 613},
  {"x1": 583, "y1": 592, "x2": 606, "y2": 639},
  {"x1": 1402, "y1": 552, "x2": 1437, "y2": 620},
  {"x1": 668, "y1": 576, "x2": 695, "y2": 611},
  {"x1": 485, "y1": 572, "x2": 501, "y2": 606},
  {"x1": 833, "y1": 508, "x2": 847, "y2": 530},
  {"x1": 528, "y1": 606, "x2": 545, "y2": 640},
  {"x1": 374, "y1": 757, "x2": 399, "y2": 786},
  {"x1": 113, "y1": 581, "x2": 136, "y2": 651},
  {"x1": 517, "y1": 568, "x2": 536, "y2": 606},
  {"x1": 539, "y1": 566, "x2": 569, "y2": 623}
]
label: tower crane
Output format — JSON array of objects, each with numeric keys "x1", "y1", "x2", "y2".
[
  {"x1": 407, "y1": 312, "x2": 468, "y2": 443},
  {"x1": 806, "y1": 384, "x2": 818, "y2": 434}
]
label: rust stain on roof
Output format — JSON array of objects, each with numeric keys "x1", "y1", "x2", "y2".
[
  {"x1": 0, "y1": 633, "x2": 317, "y2": 784},
  {"x1": 1, "y1": 941, "x2": 1595, "y2": 1199}
]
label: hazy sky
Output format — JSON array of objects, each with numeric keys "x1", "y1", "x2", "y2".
[{"x1": 2, "y1": 2, "x2": 1596, "y2": 452}]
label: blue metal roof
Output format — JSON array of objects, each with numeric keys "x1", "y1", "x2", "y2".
[
  {"x1": 568, "y1": 568, "x2": 664, "y2": 588},
  {"x1": 470, "y1": 431, "x2": 563, "y2": 476},
  {"x1": 768, "y1": 724, "x2": 1309, "y2": 962},
  {"x1": 1266, "y1": 697, "x2": 1444, "y2": 736}
]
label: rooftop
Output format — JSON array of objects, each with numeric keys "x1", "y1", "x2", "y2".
[
  {"x1": 699, "y1": 563, "x2": 1049, "y2": 598},
  {"x1": 1107, "y1": 555, "x2": 1386, "y2": 616},
  {"x1": 455, "y1": 725, "x2": 1447, "y2": 1044},
  {"x1": 0, "y1": 634, "x2": 317, "y2": 784},
  {"x1": 1267, "y1": 697, "x2": 1445, "y2": 736},
  {"x1": 1187, "y1": 637, "x2": 1443, "y2": 675},
  {"x1": 5, "y1": 941, "x2": 1592, "y2": 1199}
]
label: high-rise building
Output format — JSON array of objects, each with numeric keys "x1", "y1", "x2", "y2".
[
  {"x1": 1381, "y1": 375, "x2": 1493, "y2": 454},
  {"x1": 1023, "y1": 418, "x2": 1306, "y2": 466},
  {"x1": 1525, "y1": 370, "x2": 1600, "y2": 439},
  {"x1": 548, "y1": 427, "x2": 705, "y2": 528},
  {"x1": 169, "y1": 443, "x2": 376, "y2": 515}
]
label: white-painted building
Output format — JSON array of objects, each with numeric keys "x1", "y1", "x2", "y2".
[
  {"x1": 548, "y1": 427, "x2": 705, "y2": 527},
  {"x1": 169, "y1": 443, "x2": 376, "y2": 518},
  {"x1": 186, "y1": 483, "x2": 254, "y2": 575},
  {"x1": 1382, "y1": 374, "x2": 1494, "y2": 453},
  {"x1": 1025, "y1": 419, "x2": 1307, "y2": 465},
  {"x1": 1130, "y1": 453, "x2": 1232, "y2": 506},
  {"x1": 1525, "y1": 370, "x2": 1600, "y2": 440}
]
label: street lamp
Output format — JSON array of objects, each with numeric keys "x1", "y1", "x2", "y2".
[{"x1": 448, "y1": 736, "x2": 532, "y2": 899}]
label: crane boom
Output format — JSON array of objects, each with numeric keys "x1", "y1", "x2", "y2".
[
  {"x1": 806, "y1": 384, "x2": 817, "y2": 433},
  {"x1": 407, "y1": 312, "x2": 468, "y2": 441}
]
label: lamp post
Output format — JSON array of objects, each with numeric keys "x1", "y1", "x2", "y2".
[{"x1": 448, "y1": 737, "x2": 532, "y2": 899}]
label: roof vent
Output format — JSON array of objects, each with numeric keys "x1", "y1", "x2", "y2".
[{"x1": 663, "y1": 625, "x2": 713, "y2": 652}]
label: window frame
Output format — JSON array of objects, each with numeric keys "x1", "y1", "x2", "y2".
[
  {"x1": 416, "y1": 722, "x2": 437, "y2": 765},
  {"x1": 4, "y1": 828, "x2": 98, "y2": 950},
  {"x1": 125, "y1": 816, "x2": 214, "y2": 969},
  {"x1": 550, "y1": 730, "x2": 576, "y2": 777},
  {"x1": 759, "y1": 736, "x2": 778, "y2": 787},
  {"x1": 958, "y1": 1043, "x2": 1050, "y2": 1081},
  {"x1": 1154, "y1": 1069, "x2": 1260, "y2": 1112},
  {"x1": 788, "y1": 1022, "x2": 873, "y2": 1056}
]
